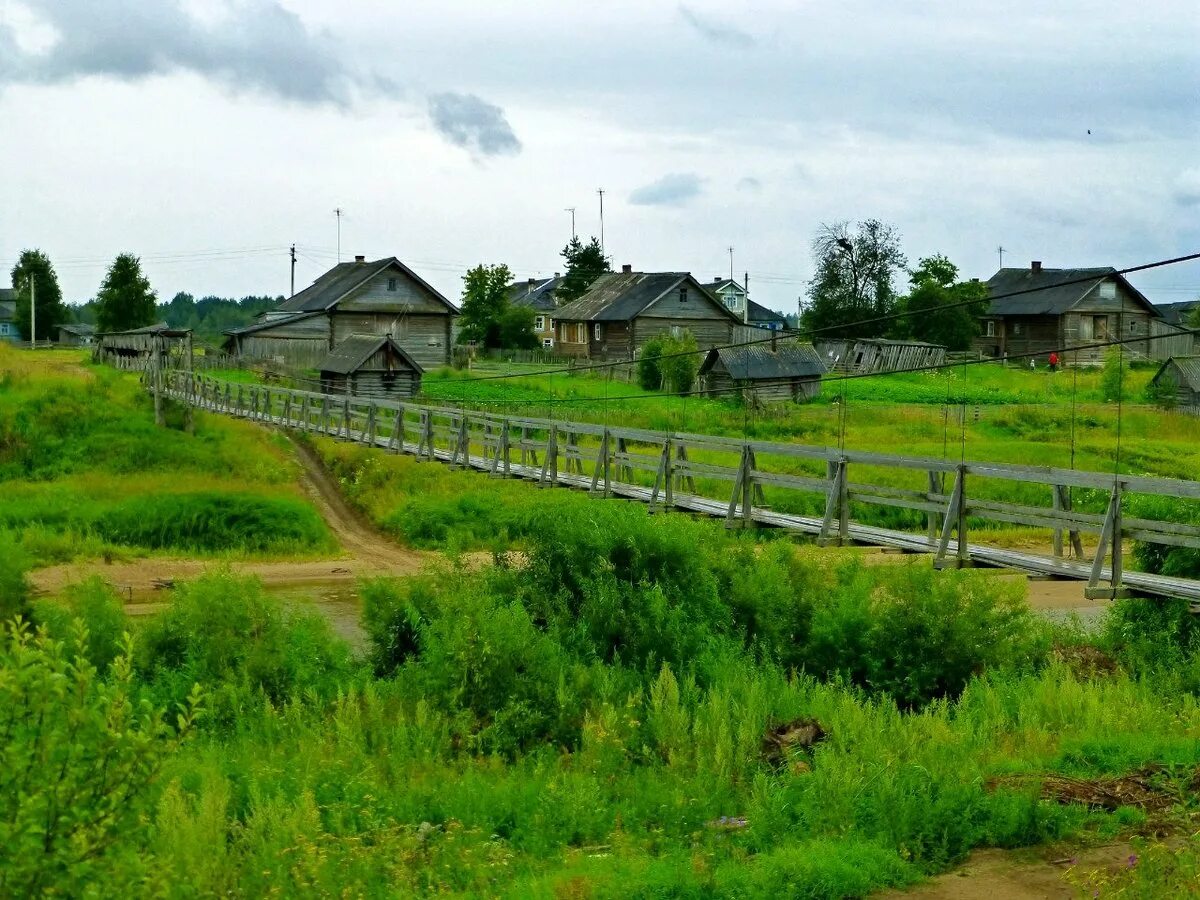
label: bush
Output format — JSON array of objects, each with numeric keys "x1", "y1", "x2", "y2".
[
  {"x1": 636, "y1": 332, "x2": 700, "y2": 394},
  {"x1": 636, "y1": 337, "x2": 666, "y2": 391},
  {"x1": 1143, "y1": 375, "x2": 1178, "y2": 410},
  {"x1": 1100, "y1": 347, "x2": 1126, "y2": 403},
  {"x1": 0, "y1": 530, "x2": 31, "y2": 621},
  {"x1": 32, "y1": 577, "x2": 128, "y2": 674}
]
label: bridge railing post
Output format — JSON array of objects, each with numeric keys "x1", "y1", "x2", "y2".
[{"x1": 1086, "y1": 482, "x2": 1127, "y2": 600}]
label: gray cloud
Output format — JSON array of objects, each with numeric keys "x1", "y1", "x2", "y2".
[
  {"x1": 428, "y1": 92, "x2": 521, "y2": 157},
  {"x1": 0, "y1": 0, "x2": 365, "y2": 104},
  {"x1": 678, "y1": 5, "x2": 755, "y2": 48},
  {"x1": 736, "y1": 176, "x2": 762, "y2": 192},
  {"x1": 1173, "y1": 169, "x2": 1200, "y2": 207},
  {"x1": 630, "y1": 173, "x2": 704, "y2": 206}
]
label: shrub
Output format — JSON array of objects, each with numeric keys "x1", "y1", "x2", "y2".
[
  {"x1": 636, "y1": 332, "x2": 699, "y2": 394},
  {"x1": 0, "y1": 530, "x2": 31, "y2": 621},
  {"x1": 0, "y1": 621, "x2": 200, "y2": 896},
  {"x1": 636, "y1": 337, "x2": 665, "y2": 391},
  {"x1": 1143, "y1": 375, "x2": 1177, "y2": 410},
  {"x1": 32, "y1": 577, "x2": 128, "y2": 674},
  {"x1": 1100, "y1": 347, "x2": 1126, "y2": 403}
]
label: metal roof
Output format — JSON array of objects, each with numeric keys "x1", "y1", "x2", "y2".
[
  {"x1": 507, "y1": 276, "x2": 565, "y2": 312},
  {"x1": 553, "y1": 272, "x2": 740, "y2": 323},
  {"x1": 1154, "y1": 357, "x2": 1200, "y2": 393},
  {"x1": 275, "y1": 257, "x2": 457, "y2": 315},
  {"x1": 699, "y1": 342, "x2": 826, "y2": 380},
  {"x1": 984, "y1": 267, "x2": 1159, "y2": 317},
  {"x1": 57, "y1": 323, "x2": 95, "y2": 335},
  {"x1": 317, "y1": 334, "x2": 423, "y2": 376}
]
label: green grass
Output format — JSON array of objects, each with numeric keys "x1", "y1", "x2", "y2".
[{"x1": 0, "y1": 346, "x2": 333, "y2": 565}]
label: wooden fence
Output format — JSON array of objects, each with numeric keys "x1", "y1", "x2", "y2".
[{"x1": 162, "y1": 371, "x2": 1200, "y2": 603}]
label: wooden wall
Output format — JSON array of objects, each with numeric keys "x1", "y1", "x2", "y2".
[
  {"x1": 330, "y1": 313, "x2": 450, "y2": 369},
  {"x1": 321, "y1": 370, "x2": 421, "y2": 400},
  {"x1": 703, "y1": 371, "x2": 820, "y2": 403}
]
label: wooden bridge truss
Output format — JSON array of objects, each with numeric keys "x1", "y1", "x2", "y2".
[{"x1": 165, "y1": 372, "x2": 1200, "y2": 604}]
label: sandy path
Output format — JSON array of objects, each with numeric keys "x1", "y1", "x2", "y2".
[{"x1": 30, "y1": 438, "x2": 429, "y2": 599}]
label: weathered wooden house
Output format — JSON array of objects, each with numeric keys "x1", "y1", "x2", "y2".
[
  {"x1": 699, "y1": 341, "x2": 826, "y2": 403},
  {"x1": 0, "y1": 290, "x2": 18, "y2": 343},
  {"x1": 224, "y1": 256, "x2": 457, "y2": 369},
  {"x1": 95, "y1": 323, "x2": 191, "y2": 369},
  {"x1": 815, "y1": 337, "x2": 946, "y2": 374},
  {"x1": 976, "y1": 262, "x2": 1163, "y2": 364},
  {"x1": 508, "y1": 275, "x2": 565, "y2": 348},
  {"x1": 56, "y1": 323, "x2": 95, "y2": 347},
  {"x1": 553, "y1": 267, "x2": 741, "y2": 361},
  {"x1": 1149, "y1": 357, "x2": 1200, "y2": 414},
  {"x1": 317, "y1": 334, "x2": 423, "y2": 399},
  {"x1": 706, "y1": 277, "x2": 788, "y2": 330}
]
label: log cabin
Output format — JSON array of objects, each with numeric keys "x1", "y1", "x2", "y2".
[
  {"x1": 318, "y1": 334, "x2": 423, "y2": 399},
  {"x1": 224, "y1": 256, "x2": 457, "y2": 369},
  {"x1": 1149, "y1": 357, "x2": 1200, "y2": 415},
  {"x1": 552, "y1": 266, "x2": 741, "y2": 361},
  {"x1": 699, "y1": 341, "x2": 826, "y2": 403}
]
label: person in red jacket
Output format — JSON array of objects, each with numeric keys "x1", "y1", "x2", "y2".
[{"x1": 1048, "y1": 351, "x2": 1059, "y2": 372}]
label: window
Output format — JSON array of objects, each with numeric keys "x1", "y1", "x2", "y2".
[
  {"x1": 1012, "y1": 323, "x2": 1021, "y2": 335},
  {"x1": 679, "y1": 287, "x2": 688, "y2": 303},
  {"x1": 387, "y1": 277, "x2": 398, "y2": 292},
  {"x1": 534, "y1": 316, "x2": 545, "y2": 331},
  {"x1": 1098, "y1": 281, "x2": 1116, "y2": 300},
  {"x1": 723, "y1": 297, "x2": 737, "y2": 310},
  {"x1": 594, "y1": 323, "x2": 604, "y2": 340},
  {"x1": 542, "y1": 337, "x2": 554, "y2": 348},
  {"x1": 985, "y1": 321, "x2": 996, "y2": 337}
]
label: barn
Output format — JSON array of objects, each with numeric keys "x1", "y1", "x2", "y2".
[
  {"x1": 699, "y1": 342, "x2": 826, "y2": 403},
  {"x1": 814, "y1": 337, "x2": 946, "y2": 374},
  {"x1": 1149, "y1": 357, "x2": 1200, "y2": 414},
  {"x1": 95, "y1": 323, "x2": 191, "y2": 370},
  {"x1": 317, "y1": 334, "x2": 423, "y2": 399}
]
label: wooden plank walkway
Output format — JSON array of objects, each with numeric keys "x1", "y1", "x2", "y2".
[{"x1": 158, "y1": 372, "x2": 1200, "y2": 605}]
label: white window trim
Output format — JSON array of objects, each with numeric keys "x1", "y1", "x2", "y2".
[
  {"x1": 594, "y1": 323, "x2": 604, "y2": 340},
  {"x1": 985, "y1": 320, "x2": 995, "y2": 337},
  {"x1": 534, "y1": 315, "x2": 545, "y2": 331}
]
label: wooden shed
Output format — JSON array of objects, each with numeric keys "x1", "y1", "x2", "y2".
[
  {"x1": 57, "y1": 323, "x2": 95, "y2": 347},
  {"x1": 814, "y1": 338, "x2": 946, "y2": 374},
  {"x1": 94, "y1": 323, "x2": 191, "y2": 370},
  {"x1": 1149, "y1": 357, "x2": 1200, "y2": 414},
  {"x1": 699, "y1": 342, "x2": 826, "y2": 403},
  {"x1": 317, "y1": 334, "x2": 423, "y2": 399}
]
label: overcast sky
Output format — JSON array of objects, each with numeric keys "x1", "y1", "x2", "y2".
[{"x1": 1, "y1": 0, "x2": 1198, "y2": 313}]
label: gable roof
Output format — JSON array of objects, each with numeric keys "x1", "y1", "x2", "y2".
[
  {"x1": 709, "y1": 278, "x2": 746, "y2": 295},
  {"x1": 57, "y1": 323, "x2": 95, "y2": 335},
  {"x1": 747, "y1": 299, "x2": 786, "y2": 324},
  {"x1": 1152, "y1": 357, "x2": 1200, "y2": 392},
  {"x1": 276, "y1": 258, "x2": 456, "y2": 315},
  {"x1": 984, "y1": 267, "x2": 1159, "y2": 317},
  {"x1": 1155, "y1": 300, "x2": 1199, "y2": 327},
  {"x1": 507, "y1": 276, "x2": 565, "y2": 313},
  {"x1": 699, "y1": 342, "x2": 826, "y2": 380},
  {"x1": 317, "y1": 334, "x2": 423, "y2": 376},
  {"x1": 0, "y1": 300, "x2": 15, "y2": 321},
  {"x1": 552, "y1": 272, "x2": 741, "y2": 323}
]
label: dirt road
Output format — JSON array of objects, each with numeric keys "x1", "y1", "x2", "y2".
[{"x1": 30, "y1": 438, "x2": 428, "y2": 599}]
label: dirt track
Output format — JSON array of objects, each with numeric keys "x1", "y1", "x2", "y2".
[{"x1": 30, "y1": 439, "x2": 428, "y2": 599}]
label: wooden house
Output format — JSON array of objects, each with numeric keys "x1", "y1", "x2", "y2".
[
  {"x1": 815, "y1": 337, "x2": 946, "y2": 374},
  {"x1": 95, "y1": 323, "x2": 191, "y2": 369},
  {"x1": 224, "y1": 256, "x2": 458, "y2": 369},
  {"x1": 508, "y1": 275, "x2": 565, "y2": 348},
  {"x1": 1149, "y1": 357, "x2": 1200, "y2": 414},
  {"x1": 553, "y1": 266, "x2": 741, "y2": 361},
  {"x1": 699, "y1": 341, "x2": 826, "y2": 403},
  {"x1": 976, "y1": 262, "x2": 1163, "y2": 364},
  {"x1": 0, "y1": 290, "x2": 18, "y2": 343},
  {"x1": 706, "y1": 277, "x2": 788, "y2": 330},
  {"x1": 56, "y1": 323, "x2": 95, "y2": 347},
  {"x1": 318, "y1": 334, "x2": 423, "y2": 399}
]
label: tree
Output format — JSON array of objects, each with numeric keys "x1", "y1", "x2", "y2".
[
  {"x1": 457, "y1": 263, "x2": 514, "y2": 348},
  {"x1": 801, "y1": 220, "x2": 906, "y2": 338},
  {"x1": 892, "y1": 255, "x2": 990, "y2": 350},
  {"x1": 557, "y1": 236, "x2": 611, "y2": 304},
  {"x1": 498, "y1": 304, "x2": 539, "y2": 350},
  {"x1": 10, "y1": 250, "x2": 66, "y2": 342},
  {"x1": 95, "y1": 254, "x2": 156, "y2": 333},
  {"x1": 636, "y1": 331, "x2": 699, "y2": 393},
  {"x1": 1187, "y1": 302, "x2": 1200, "y2": 331}
]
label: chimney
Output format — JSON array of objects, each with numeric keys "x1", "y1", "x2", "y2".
[
  {"x1": 554, "y1": 272, "x2": 560, "y2": 278},
  {"x1": 1031, "y1": 260, "x2": 1042, "y2": 273},
  {"x1": 621, "y1": 264, "x2": 632, "y2": 274},
  {"x1": 354, "y1": 255, "x2": 365, "y2": 264}
]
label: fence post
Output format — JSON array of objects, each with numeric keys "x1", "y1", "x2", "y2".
[
  {"x1": 1086, "y1": 482, "x2": 1127, "y2": 600},
  {"x1": 366, "y1": 403, "x2": 377, "y2": 445}
]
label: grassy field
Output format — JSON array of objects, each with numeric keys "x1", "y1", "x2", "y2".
[{"x1": 0, "y1": 346, "x2": 333, "y2": 566}]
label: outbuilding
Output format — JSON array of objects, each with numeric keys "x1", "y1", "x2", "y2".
[
  {"x1": 57, "y1": 323, "x2": 95, "y2": 347},
  {"x1": 317, "y1": 334, "x2": 423, "y2": 399},
  {"x1": 699, "y1": 341, "x2": 826, "y2": 403},
  {"x1": 1149, "y1": 357, "x2": 1200, "y2": 414},
  {"x1": 814, "y1": 337, "x2": 946, "y2": 374}
]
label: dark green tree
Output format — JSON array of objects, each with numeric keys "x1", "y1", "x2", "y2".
[
  {"x1": 1187, "y1": 302, "x2": 1200, "y2": 331},
  {"x1": 557, "y1": 236, "x2": 611, "y2": 304},
  {"x1": 801, "y1": 220, "x2": 906, "y2": 338},
  {"x1": 892, "y1": 255, "x2": 990, "y2": 350},
  {"x1": 457, "y1": 263, "x2": 514, "y2": 348},
  {"x1": 95, "y1": 254, "x2": 156, "y2": 333},
  {"x1": 498, "y1": 304, "x2": 539, "y2": 349},
  {"x1": 10, "y1": 250, "x2": 66, "y2": 342}
]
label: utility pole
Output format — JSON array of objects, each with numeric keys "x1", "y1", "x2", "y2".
[
  {"x1": 728, "y1": 246, "x2": 735, "y2": 283},
  {"x1": 27, "y1": 275, "x2": 35, "y2": 349},
  {"x1": 597, "y1": 189, "x2": 606, "y2": 258},
  {"x1": 565, "y1": 207, "x2": 576, "y2": 240},
  {"x1": 997, "y1": 245, "x2": 1005, "y2": 269},
  {"x1": 334, "y1": 208, "x2": 344, "y2": 262},
  {"x1": 289, "y1": 244, "x2": 297, "y2": 297}
]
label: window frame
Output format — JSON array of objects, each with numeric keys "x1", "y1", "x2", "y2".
[
  {"x1": 985, "y1": 320, "x2": 996, "y2": 337},
  {"x1": 387, "y1": 277, "x2": 398, "y2": 292},
  {"x1": 534, "y1": 315, "x2": 545, "y2": 331},
  {"x1": 594, "y1": 323, "x2": 604, "y2": 341}
]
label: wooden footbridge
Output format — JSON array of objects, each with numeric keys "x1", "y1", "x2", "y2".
[{"x1": 163, "y1": 372, "x2": 1200, "y2": 604}]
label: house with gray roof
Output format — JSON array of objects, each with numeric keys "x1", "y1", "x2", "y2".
[
  {"x1": 977, "y1": 261, "x2": 1163, "y2": 364},
  {"x1": 0, "y1": 288, "x2": 19, "y2": 343},
  {"x1": 507, "y1": 275, "x2": 566, "y2": 347},
  {"x1": 1155, "y1": 300, "x2": 1199, "y2": 328},
  {"x1": 318, "y1": 334, "x2": 423, "y2": 399},
  {"x1": 224, "y1": 256, "x2": 457, "y2": 369},
  {"x1": 706, "y1": 277, "x2": 787, "y2": 330},
  {"x1": 552, "y1": 265, "x2": 742, "y2": 361},
  {"x1": 699, "y1": 341, "x2": 826, "y2": 403}
]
